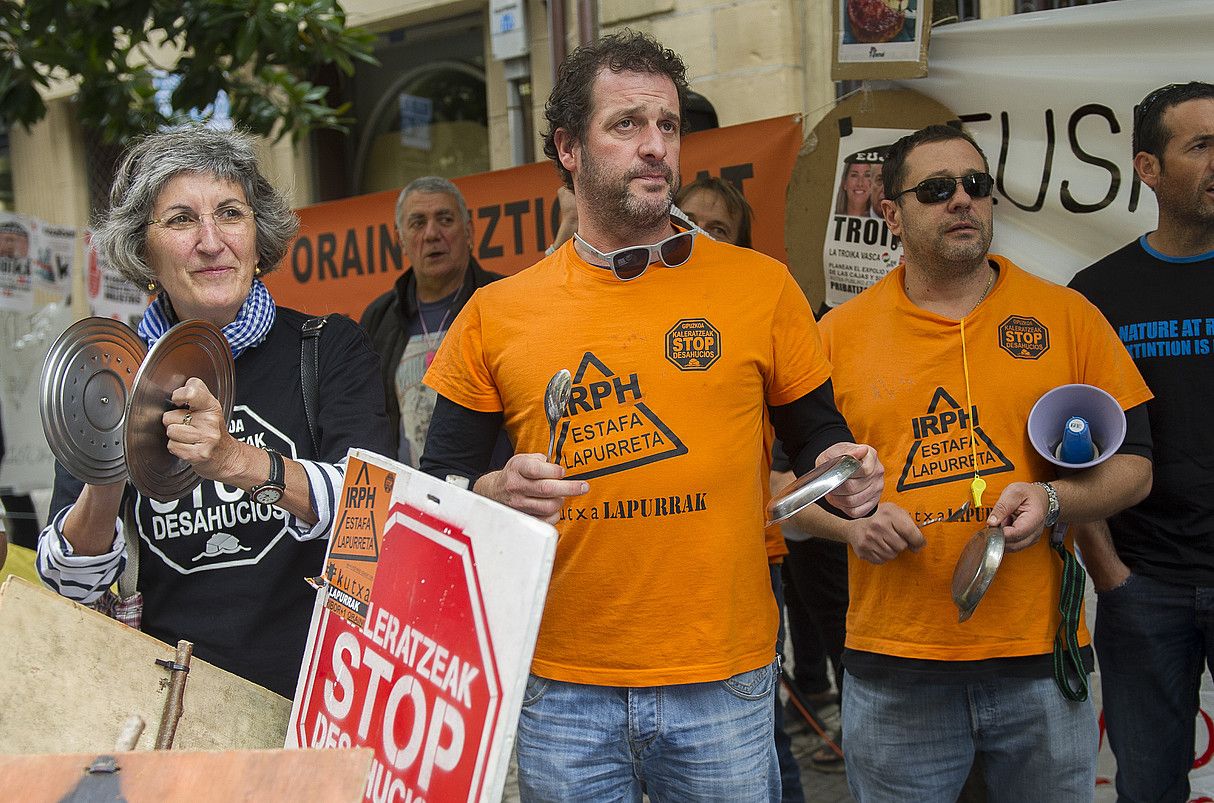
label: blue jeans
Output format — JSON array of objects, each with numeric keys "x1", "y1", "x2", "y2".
[
  {"x1": 842, "y1": 670, "x2": 1096, "y2": 802},
  {"x1": 1095, "y1": 572, "x2": 1214, "y2": 803},
  {"x1": 516, "y1": 660, "x2": 780, "y2": 802}
]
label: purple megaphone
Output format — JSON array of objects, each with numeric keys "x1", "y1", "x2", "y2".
[{"x1": 1027, "y1": 384, "x2": 1126, "y2": 470}]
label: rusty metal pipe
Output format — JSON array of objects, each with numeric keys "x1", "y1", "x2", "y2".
[
  {"x1": 549, "y1": 0, "x2": 568, "y2": 85},
  {"x1": 577, "y1": 0, "x2": 597, "y2": 47}
]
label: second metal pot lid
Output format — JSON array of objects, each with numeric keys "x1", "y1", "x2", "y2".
[
  {"x1": 951, "y1": 526, "x2": 1006, "y2": 623},
  {"x1": 124, "y1": 320, "x2": 235, "y2": 503}
]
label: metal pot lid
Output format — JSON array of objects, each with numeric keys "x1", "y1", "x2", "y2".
[
  {"x1": 765, "y1": 454, "x2": 861, "y2": 526},
  {"x1": 124, "y1": 320, "x2": 234, "y2": 503},
  {"x1": 951, "y1": 526, "x2": 1005, "y2": 623},
  {"x1": 40, "y1": 317, "x2": 147, "y2": 485}
]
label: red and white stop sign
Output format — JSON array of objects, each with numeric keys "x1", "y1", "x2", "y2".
[{"x1": 294, "y1": 500, "x2": 501, "y2": 803}]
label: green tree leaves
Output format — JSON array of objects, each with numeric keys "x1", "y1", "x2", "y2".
[{"x1": 0, "y1": 0, "x2": 376, "y2": 142}]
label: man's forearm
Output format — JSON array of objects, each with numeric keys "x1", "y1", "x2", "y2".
[
  {"x1": 789, "y1": 500, "x2": 853, "y2": 544},
  {"x1": 1071, "y1": 519, "x2": 1131, "y2": 592},
  {"x1": 1053, "y1": 454, "x2": 1151, "y2": 524},
  {"x1": 472, "y1": 469, "x2": 504, "y2": 502}
]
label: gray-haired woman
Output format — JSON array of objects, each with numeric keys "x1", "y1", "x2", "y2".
[{"x1": 37, "y1": 124, "x2": 392, "y2": 698}]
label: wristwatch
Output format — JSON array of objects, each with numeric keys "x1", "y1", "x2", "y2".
[
  {"x1": 251, "y1": 448, "x2": 286, "y2": 505},
  {"x1": 1034, "y1": 481, "x2": 1060, "y2": 528}
]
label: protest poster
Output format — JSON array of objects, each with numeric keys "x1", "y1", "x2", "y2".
[
  {"x1": 0, "y1": 212, "x2": 33, "y2": 312},
  {"x1": 84, "y1": 231, "x2": 148, "y2": 325},
  {"x1": 291, "y1": 451, "x2": 556, "y2": 803},
  {"x1": 822, "y1": 126, "x2": 913, "y2": 308},
  {"x1": 30, "y1": 221, "x2": 75, "y2": 300}
]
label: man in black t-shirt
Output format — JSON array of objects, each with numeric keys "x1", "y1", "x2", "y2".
[{"x1": 1069, "y1": 81, "x2": 1214, "y2": 803}]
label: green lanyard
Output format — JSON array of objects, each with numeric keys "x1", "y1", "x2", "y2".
[{"x1": 1051, "y1": 525, "x2": 1089, "y2": 702}]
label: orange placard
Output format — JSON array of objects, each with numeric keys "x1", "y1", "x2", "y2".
[
  {"x1": 266, "y1": 115, "x2": 803, "y2": 320},
  {"x1": 323, "y1": 457, "x2": 396, "y2": 628}
]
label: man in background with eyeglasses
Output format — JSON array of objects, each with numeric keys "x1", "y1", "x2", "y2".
[
  {"x1": 1068, "y1": 81, "x2": 1214, "y2": 803},
  {"x1": 421, "y1": 30, "x2": 884, "y2": 801},
  {"x1": 788, "y1": 124, "x2": 1153, "y2": 801}
]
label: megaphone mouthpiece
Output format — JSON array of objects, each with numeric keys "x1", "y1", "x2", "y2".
[{"x1": 1056, "y1": 416, "x2": 1098, "y2": 464}]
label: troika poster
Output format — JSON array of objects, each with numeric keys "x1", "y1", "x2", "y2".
[{"x1": 822, "y1": 126, "x2": 912, "y2": 309}]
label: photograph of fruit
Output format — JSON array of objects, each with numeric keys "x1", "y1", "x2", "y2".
[{"x1": 843, "y1": 0, "x2": 915, "y2": 45}]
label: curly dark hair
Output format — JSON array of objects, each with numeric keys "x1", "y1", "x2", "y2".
[
  {"x1": 542, "y1": 30, "x2": 690, "y2": 190},
  {"x1": 882, "y1": 124, "x2": 988, "y2": 201},
  {"x1": 1133, "y1": 82, "x2": 1214, "y2": 160}
]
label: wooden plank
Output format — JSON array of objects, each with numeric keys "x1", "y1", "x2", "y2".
[
  {"x1": 0, "y1": 577, "x2": 292, "y2": 753},
  {"x1": 0, "y1": 748, "x2": 373, "y2": 801}
]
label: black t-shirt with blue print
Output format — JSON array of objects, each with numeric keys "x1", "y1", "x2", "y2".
[{"x1": 1070, "y1": 236, "x2": 1214, "y2": 586}]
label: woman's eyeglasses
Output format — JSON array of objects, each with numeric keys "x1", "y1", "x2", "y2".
[
  {"x1": 148, "y1": 203, "x2": 256, "y2": 232},
  {"x1": 574, "y1": 227, "x2": 698, "y2": 281},
  {"x1": 888, "y1": 173, "x2": 995, "y2": 205}
]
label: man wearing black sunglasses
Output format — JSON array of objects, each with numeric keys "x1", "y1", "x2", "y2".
[
  {"x1": 1068, "y1": 81, "x2": 1214, "y2": 803},
  {"x1": 420, "y1": 30, "x2": 885, "y2": 802},
  {"x1": 789, "y1": 124, "x2": 1152, "y2": 801}
]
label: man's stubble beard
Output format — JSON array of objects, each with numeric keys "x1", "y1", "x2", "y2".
[
  {"x1": 1157, "y1": 162, "x2": 1214, "y2": 230},
  {"x1": 904, "y1": 215, "x2": 993, "y2": 282},
  {"x1": 577, "y1": 146, "x2": 678, "y2": 236}
]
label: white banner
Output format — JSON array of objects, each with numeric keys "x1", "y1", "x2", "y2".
[
  {"x1": 0, "y1": 216, "x2": 77, "y2": 495},
  {"x1": 895, "y1": 0, "x2": 1214, "y2": 285}
]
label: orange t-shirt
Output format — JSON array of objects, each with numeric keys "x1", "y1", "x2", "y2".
[
  {"x1": 425, "y1": 236, "x2": 831, "y2": 685},
  {"x1": 820, "y1": 256, "x2": 1152, "y2": 661}
]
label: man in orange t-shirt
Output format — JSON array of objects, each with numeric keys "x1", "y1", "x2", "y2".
[
  {"x1": 421, "y1": 31, "x2": 884, "y2": 803},
  {"x1": 792, "y1": 125, "x2": 1153, "y2": 801}
]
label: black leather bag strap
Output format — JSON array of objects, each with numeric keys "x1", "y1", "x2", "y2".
[{"x1": 301, "y1": 315, "x2": 330, "y2": 457}]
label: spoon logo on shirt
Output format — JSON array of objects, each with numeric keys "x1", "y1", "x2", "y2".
[
  {"x1": 133, "y1": 405, "x2": 294, "y2": 574},
  {"x1": 554, "y1": 352, "x2": 688, "y2": 480},
  {"x1": 896, "y1": 387, "x2": 1014, "y2": 492}
]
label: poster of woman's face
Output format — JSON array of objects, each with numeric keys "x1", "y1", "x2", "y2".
[
  {"x1": 835, "y1": 161, "x2": 874, "y2": 217},
  {"x1": 822, "y1": 132, "x2": 909, "y2": 309}
]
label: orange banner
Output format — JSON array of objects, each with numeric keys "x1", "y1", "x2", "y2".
[{"x1": 267, "y1": 115, "x2": 803, "y2": 319}]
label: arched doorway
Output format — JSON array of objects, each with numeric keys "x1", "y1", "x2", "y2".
[{"x1": 354, "y1": 61, "x2": 489, "y2": 195}]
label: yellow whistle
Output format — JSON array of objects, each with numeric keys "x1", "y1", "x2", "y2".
[{"x1": 970, "y1": 476, "x2": 986, "y2": 508}]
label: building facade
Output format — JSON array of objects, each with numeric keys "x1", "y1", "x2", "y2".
[{"x1": 5, "y1": 0, "x2": 1062, "y2": 233}]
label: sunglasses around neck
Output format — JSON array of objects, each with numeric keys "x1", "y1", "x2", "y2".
[
  {"x1": 889, "y1": 172, "x2": 995, "y2": 205},
  {"x1": 575, "y1": 226, "x2": 699, "y2": 281}
]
